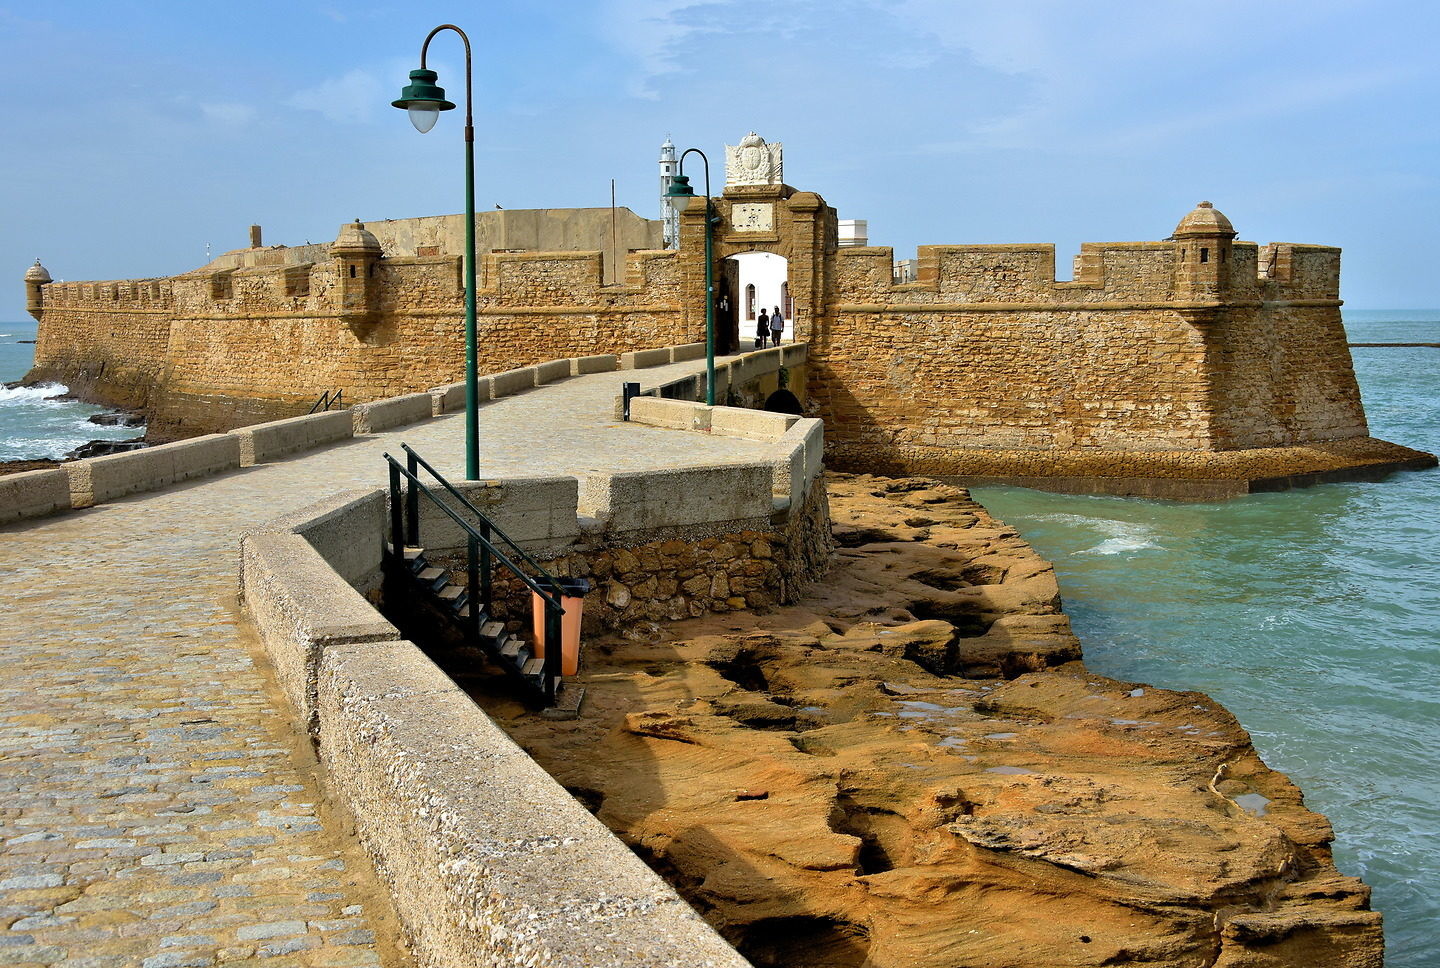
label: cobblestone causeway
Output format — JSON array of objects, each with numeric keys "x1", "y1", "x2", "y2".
[{"x1": 0, "y1": 362, "x2": 767, "y2": 967}]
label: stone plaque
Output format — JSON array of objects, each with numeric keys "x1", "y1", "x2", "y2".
[
  {"x1": 730, "y1": 203, "x2": 774, "y2": 233},
  {"x1": 725, "y1": 132, "x2": 783, "y2": 187}
]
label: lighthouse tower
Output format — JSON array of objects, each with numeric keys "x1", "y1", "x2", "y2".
[{"x1": 659, "y1": 137, "x2": 680, "y2": 250}]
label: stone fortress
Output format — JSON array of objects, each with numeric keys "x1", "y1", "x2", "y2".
[{"x1": 22, "y1": 131, "x2": 1435, "y2": 497}]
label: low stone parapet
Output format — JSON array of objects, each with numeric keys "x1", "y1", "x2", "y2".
[
  {"x1": 620, "y1": 347, "x2": 671, "y2": 369},
  {"x1": 428, "y1": 380, "x2": 492, "y2": 416},
  {"x1": 580, "y1": 462, "x2": 775, "y2": 538},
  {"x1": 353, "y1": 393, "x2": 434, "y2": 434},
  {"x1": 65, "y1": 433, "x2": 241, "y2": 507},
  {"x1": 533, "y1": 359, "x2": 571, "y2": 385},
  {"x1": 571, "y1": 353, "x2": 617, "y2": 375},
  {"x1": 0, "y1": 467, "x2": 71, "y2": 524},
  {"x1": 670, "y1": 341, "x2": 706, "y2": 362},
  {"x1": 316, "y1": 640, "x2": 751, "y2": 968},
  {"x1": 231, "y1": 410, "x2": 353, "y2": 466},
  {"x1": 240, "y1": 528, "x2": 398, "y2": 735},
  {"x1": 488, "y1": 367, "x2": 537, "y2": 399}
]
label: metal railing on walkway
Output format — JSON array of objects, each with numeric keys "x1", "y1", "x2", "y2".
[
  {"x1": 308, "y1": 389, "x2": 345, "y2": 413},
  {"x1": 384, "y1": 444, "x2": 567, "y2": 702}
]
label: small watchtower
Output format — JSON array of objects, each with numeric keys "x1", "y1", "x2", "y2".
[
  {"x1": 24, "y1": 259, "x2": 52, "y2": 321},
  {"x1": 331, "y1": 219, "x2": 383, "y2": 330},
  {"x1": 1170, "y1": 201, "x2": 1237, "y2": 304}
]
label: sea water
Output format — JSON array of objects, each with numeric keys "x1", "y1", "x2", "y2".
[
  {"x1": 0, "y1": 319, "x2": 141, "y2": 461},
  {"x1": 973, "y1": 309, "x2": 1440, "y2": 966}
]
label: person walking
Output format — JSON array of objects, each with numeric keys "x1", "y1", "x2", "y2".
[
  {"x1": 756, "y1": 308, "x2": 770, "y2": 348},
  {"x1": 769, "y1": 305, "x2": 785, "y2": 345}
]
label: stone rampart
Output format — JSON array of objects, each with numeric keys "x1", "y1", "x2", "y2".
[{"x1": 27, "y1": 245, "x2": 686, "y2": 439}]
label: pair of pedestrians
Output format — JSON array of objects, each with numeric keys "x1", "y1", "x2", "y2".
[{"x1": 755, "y1": 306, "x2": 786, "y2": 348}]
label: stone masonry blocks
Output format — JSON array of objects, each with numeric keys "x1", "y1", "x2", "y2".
[
  {"x1": 571, "y1": 353, "x2": 618, "y2": 375},
  {"x1": 670, "y1": 342, "x2": 706, "y2": 362},
  {"x1": 249, "y1": 488, "x2": 388, "y2": 591},
  {"x1": 352, "y1": 393, "x2": 434, "y2": 435},
  {"x1": 231, "y1": 410, "x2": 353, "y2": 466},
  {"x1": 580, "y1": 463, "x2": 775, "y2": 534},
  {"x1": 533, "y1": 359, "x2": 571, "y2": 385},
  {"x1": 489, "y1": 367, "x2": 537, "y2": 399},
  {"x1": 620, "y1": 348, "x2": 671, "y2": 369},
  {"x1": 64, "y1": 433, "x2": 241, "y2": 507},
  {"x1": 0, "y1": 467, "x2": 71, "y2": 523},
  {"x1": 628, "y1": 397, "x2": 713, "y2": 432},
  {"x1": 710, "y1": 407, "x2": 800, "y2": 441},
  {"x1": 411, "y1": 475, "x2": 582, "y2": 557}
]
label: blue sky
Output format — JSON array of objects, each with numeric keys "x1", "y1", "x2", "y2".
[{"x1": 3, "y1": 0, "x2": 1437, "y2": 319}]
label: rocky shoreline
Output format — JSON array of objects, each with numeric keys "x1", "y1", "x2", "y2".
[{"x1": 464, "y1": 474, "x2": 1382, "y2": 967}]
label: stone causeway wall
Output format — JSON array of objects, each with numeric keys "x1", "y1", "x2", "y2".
[{"x1": 231, "y1": 361, "x2": 831, "y2": 968}]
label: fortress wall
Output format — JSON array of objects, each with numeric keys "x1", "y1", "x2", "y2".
[
  {"x1": 819, "y1": 242, "x2": 1368, "y2": 466},
  {"x1": 1206, "y1": 303, "x2": 1368, "y2": 449},
  {"x1": 31, "y1": 248, "x2": 687, "y2": 439},
  {"x1": 822, "y1": 247, "x2": 1214, "y2": 456},
  {"x1": 29, "y1": 279, "x2": 174, "y2": 410},
  {"x1": 812, "y1": 304, "x2": 1212, "y2": 456}
]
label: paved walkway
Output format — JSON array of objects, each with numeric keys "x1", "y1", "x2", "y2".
[{"x1": 0, "y1": 360, "x2": 769, "y2": 967}]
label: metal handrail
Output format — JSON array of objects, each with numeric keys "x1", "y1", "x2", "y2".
[
  {"x1": 385, "y1": 455, "x2": 562, "y2": 610},
  {"x1": 308, "y1": 389, "x2": 344, "y2": 414},
  {"x1": 386, "y1": 453, "x2": 565, "y2": 702},
  {"x1": 400, "y1": 443, "x2": 558, "y2": 587}
]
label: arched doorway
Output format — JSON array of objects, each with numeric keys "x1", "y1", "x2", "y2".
[{"x1": 724, "y1": 251, "x2": 790, "y2": 351}]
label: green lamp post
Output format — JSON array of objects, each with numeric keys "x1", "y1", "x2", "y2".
[
  {"x1": 665, "y1": 149, "x2": 718, "y2": 406},
  {"x1": 392, "y1": 24, "x2": 479, "y2": 480}
]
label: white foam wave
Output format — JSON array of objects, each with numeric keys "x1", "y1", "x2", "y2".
[
  {"x1": 1075, "y1": 520, "x2": 1162, "y2": 556},
  {"x1": 0, "y1": 382, "x2": 68, "y2": 404}
]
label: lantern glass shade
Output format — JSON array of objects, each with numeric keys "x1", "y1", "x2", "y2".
[{"x1": 407, "y1": 103, "x2": 441, "y2": 133}]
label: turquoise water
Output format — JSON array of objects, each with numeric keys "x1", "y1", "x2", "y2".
[
  {"x1": 973, "y1": 309, "x2": 1439, "y2": 966},
  {"x1": 0, "y1": 319, "x2": 140, "y2": 461}
]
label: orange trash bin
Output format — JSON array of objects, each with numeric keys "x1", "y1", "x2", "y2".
[{"x1": 531, "y1": 577, "x2": 589, "y2": 676}]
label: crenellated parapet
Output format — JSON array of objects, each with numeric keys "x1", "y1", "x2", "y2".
[{"x1": 832, "y1": 202, "x2": 1341, "y2": 313}]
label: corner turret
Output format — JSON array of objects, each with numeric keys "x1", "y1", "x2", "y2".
[
  {"x1": 1170, "y1": 201, "x2": 1237, "y2": 306},
  {"x1": 332, "y1": 219, "x2": 383, "y2": 330},
  {"x1": 24, "y1": 259, "x2": 52, "y2": 320}
]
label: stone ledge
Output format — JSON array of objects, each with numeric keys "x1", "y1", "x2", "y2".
[
  {"x1": 65, "y1": 433, "x2": 241, "y2": 507},
  {"x1": 232, "y1": 409, "x2": 353, "y2": 466},
  {"x1": 0, "y1": 467, "x2": 71, "y2": 524},
  {"x1": 239, "y1": 530, "x2": 399, "y2": 735},
  {"x1": 353, "y1": 393, "x2": 434, "y2": 435},
  {"x1": 829, "y1": 437, "x2": 1438, "y2": 500}
]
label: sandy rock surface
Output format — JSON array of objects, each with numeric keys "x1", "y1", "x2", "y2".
[{"x1": 468, "y1": 475, "x2": 1381, "y2": 968}]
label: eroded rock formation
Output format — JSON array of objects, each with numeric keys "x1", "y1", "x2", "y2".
[{"x1": 471, "y1": 475, "x2": 1381, "y2": 968}]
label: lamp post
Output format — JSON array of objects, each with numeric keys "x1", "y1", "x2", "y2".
[
  {"x1": 664, "y1": 150, "x2": 717, "y2": 406},
  {"x1": 392, "y1": 24, "x2": 480, "y2": 480}
]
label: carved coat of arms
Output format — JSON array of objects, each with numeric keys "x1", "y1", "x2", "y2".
[{"x1": 725, "y1": 132, "x2": 783, "y2": 187}]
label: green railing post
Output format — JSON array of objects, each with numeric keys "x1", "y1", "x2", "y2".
[
  {"x1": 388, "y1": 461, "x2": 404, "y2": 558},
  {"x1": 405, "y1": 449, "x2": 420, "y2": 542}
]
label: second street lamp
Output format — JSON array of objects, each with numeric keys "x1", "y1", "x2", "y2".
[
  {"x1": 392, "y1": 24, "x2": 479, "y2": 480},
  {"x1": 665, "y1": 149, "x2": 718, "y2": 406}
]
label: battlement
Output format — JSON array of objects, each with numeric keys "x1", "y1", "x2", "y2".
[{"x1": 835, "y1": 237, "x2": 1340, "y2": 307}]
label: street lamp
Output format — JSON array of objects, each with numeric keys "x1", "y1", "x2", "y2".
[
  {"x1": 392, "y1": 24, "x2": 480, "y2": 480},
  {"x1": 665, "y1": 150, "x2": 718, "y2": 406}
]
